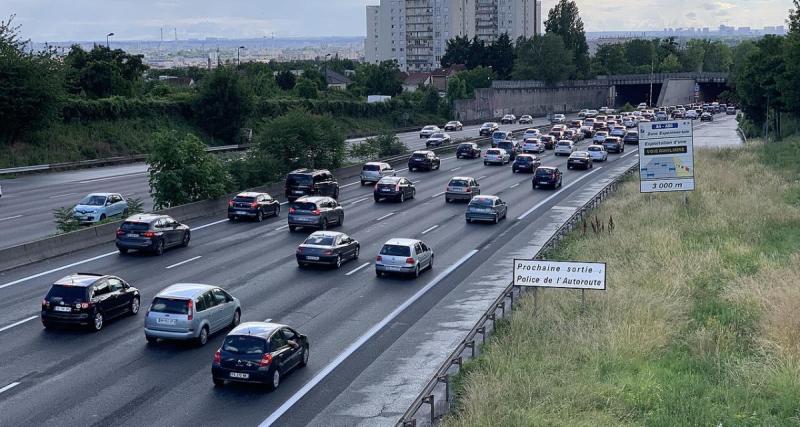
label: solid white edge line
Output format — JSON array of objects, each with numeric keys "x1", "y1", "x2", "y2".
[
  {"x1": 375, "y1": 212, "x2": 395, "y2": 221},
  {"x1": 421, "y1": 225, "x2": 439, "y2": 235},
  {"x1": 193, "y1": 219, "x2": 229, "y2": 230},
  {"x1": 165, "y1": 256, "x2": 202, "y2": 270},
  {"x1": 509, "y1": 183, "x2": 520, "y2": 189},
  {"x1": 0, "y1": 215, "x2": 23, "y2": 222},
  {"x1": 350, "y1": 197, "x2": 369, "y2": 205},
  {"x1": 517, "y1": 166, "x2": 604, "y2": 220},
  {"x1": 477, "y1": 175, "x2": 487, "y2": 180},
  {"x1": 340, "y1": 181, "x2": 361, "y2": 188},
  {"x1": 0, "y1": 382, "x2": 21, "y2": 394},
  {"x1": 0, "y1": 315, "x2": 38, "y2": 333},
  {"x1": 258, "y1": 248, "x2": 480, "y2": 427},
  {"x1": 275, "y1": 224, "x2": 290, "y2": 231},
  {"x1": 344, "y1": 262, "x2": 371, "y2": 276},
  {"x1": 449, "y1": 167, "x2": 461, "y2": 172}
]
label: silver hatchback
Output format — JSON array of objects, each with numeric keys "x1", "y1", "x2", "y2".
[
  {"x1": 144, "y1": 284, "x2": 241, "y2": 346},
  {"x1": 375, "y1": 238, "x2": 434, "y2": 278}
]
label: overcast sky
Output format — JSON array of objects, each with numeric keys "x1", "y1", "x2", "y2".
[{"x1": 3, "y1": 0, "x2": 794, "y2": 42}]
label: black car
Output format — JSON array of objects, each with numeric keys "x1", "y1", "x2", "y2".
[
  {"x1": 228, "y1": 192, "x2": 281, "y2": 222},
  {"x1": 41, "y1": 273, "x2": 140, "y2": 331},
  {"x1": 567, "y1": 151, "x2": 594, "y2": 170},
  {"x1": 623, "y1": 131, "x2": 639, "y2": 145},
  {"x1": 444, "y1": 121, "x2": 463, "y2": 131},
  {"x1": 115, "y1": 214, "x2": 190, "y2": 255},
  {"x1": 285, "y1": 169, "x2": 339, "y2": 202},
  {"x1": 700, "y1": 112, "x2": 714, "y2": 122},
  {"x1": 540, "y1": 135, "x2": 556, "y2": 150},
  {"x1": 512, "y1": 154, "x2": 541, "y2": 173},
  {"x1": 296, "y1": 231, "x2": 360, "y2": 268},
  {"x1": 532, "y1": 167, "x2": 563, "y2": 189},
  {"x1": 212, "y1": 322, "x2": 309, "y2": 390},
  {"x1": 456, "y1": 142, "x2": 481, "y2": 159},
  {"x1": 479, "y1": 122, "x2": 499, "y2": 136},
  {"x1": 287, "y1": 196, "x2": 344, "y2": 231},
  {"x1": 495, "y1": 140, "x2": 520, "y2": 160},
  {"x1": 408, "y1": 150, "x2": 441, "y2": 171},
  {"x1": 374, "y1": 176, "x2": 416, "y2": 202}
]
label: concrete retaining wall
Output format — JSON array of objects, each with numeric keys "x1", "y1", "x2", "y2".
[{"x1": 657, "y1": 78, "x2": 696, "y2": 107}]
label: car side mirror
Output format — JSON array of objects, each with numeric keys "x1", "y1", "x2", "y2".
[{"x1": 106, "y1": 201, "x2": 112, "y2": 206}]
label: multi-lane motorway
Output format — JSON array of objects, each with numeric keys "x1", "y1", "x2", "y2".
[
  {"x1": 0, "y1": 120, "x2": 539, "y2": 249},
  {"x1": 0, "y1": 114, "x2": 736, "y2": 426}
]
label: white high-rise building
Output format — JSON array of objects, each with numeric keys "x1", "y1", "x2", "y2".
[{"x1": 365, "y1": 0, "x2": 541, "y2": 71}]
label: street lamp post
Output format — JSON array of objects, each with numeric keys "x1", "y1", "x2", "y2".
[
  {"x1": 106, "y1": 32, "x2": 114, "y2": 48},
  {"x1": 648, "y1": 57, "x2": 654, "y2": 107},
  {"x1": 237, "y1": 46, "x2": 246, "y2": 67},
  {"x1": 323, "y1": 53, "x2": 331, "y2": 88}
]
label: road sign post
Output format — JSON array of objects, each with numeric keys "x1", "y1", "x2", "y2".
[{"x1": 638, "y1": 120, "x2": 695, "y2": 193}]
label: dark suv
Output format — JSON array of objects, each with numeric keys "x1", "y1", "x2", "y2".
[
  {"x1": 285, "y1": 169, "x2": 339, "y2": 202},
  {"x1": 228, "y1": 192, "x2": 281, "y2": 222},
  {"x1": 456, "y1": 142, "x2": 481, "y2": 159},
  {"x1": 374, "y1": 177, "x2": 416, "y2": 203},
  {"x1": 287, "y1": 196, "x2": 344, "y2": 231},
  {"x1": 495, "y1": 140, "x2": 519, "y2": 161},
  {"x1": 115, "y1": 214, "x2": 191, "y2": 255},
  {"x1": 408, "y1": 151, "x2": 441, "y2": 171},
  {"x1": 41, "y1": 273, "x2": 140, "y2": 331}
]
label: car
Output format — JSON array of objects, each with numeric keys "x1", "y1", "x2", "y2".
[
  {"x1": 484, "y1": 148, "x2": 510, "y2": 165},
  {"x1": 655, "y1": 111, "x2": 668, "y2": 121},
  {"x1": 569, "y1": 120, "x2": 583, "y2": 129},
  {"x1": 700, "y1": 112, "x2": 714, "y2": 122},
  {"x1": 578, "y1": 109, "x2": 589, "y2": 118},
  {"x1": 637, "y1": 103, "x2": 648, "y2": 110},
  {"x1": 375, "y1": 238, "x2": 434, "y2": 278},
  {"x1": 287, "y1": 196, "x2": 344, "y2": 231},
  {"x1": 592, "y1": 121, "x2": 607, "y2": 134},
  {"x1": 360, "y1": 162, "x2": 396, "y2": 185},
  {"x1": 564, "y1": 129, "x2": 581, "y2": 142},
  {"x1": 609, "y1": 126, "x2": 626, "y2": 138},
  {"x1": 456, "y1": 142, "x2": 481, "y2": 159},
  {"x1": 501, "y1": 114, "x2": 517, "y2": 124},
  {"x1": 228, "y1": 192, "x2": 281, "y2": 222},
  {"x1": 465, "y1": 195, "x2": 508, "y2": 224},
  {"x1": 602, "y1": 136, "x2": 624, "y2": 153},
  {"x1": 585, "y1": 109, "x2": 599, "y2": 118},
  {"x1": 41, "y1": 273, "x2": 140, "y2": 331},
  {"x1": 479, "y1": 122, "x2": 500, "y2": 136},
  {"x1": 532, "y1": 167, "x2": 563, "y2": 189},
  {"x1": 539, "y1": 135, "x2": 556, "y2": 150},
  {"x1": 622, "y1": 117, "x2": 637, "y2": 128},
  {"x1": 374, "y1": 176, "x2": 416, "y2": 203},
  {"x1": 512, "y1": 154, "x2": 541, "y2": 173},
  {"x1": 296, "y1": 231, "x2": 360, "y2": 268},
  {"x1": 672, "y1": 110, "x2": 685, "y2": 119},
  {"x1": 726, "y1": 106, "x2": 736, "y2": 115},
  {"x1": 581, "y1": 118, "x2": 596, "y2": 137},
  {"x1": 567, "y1": 151, "x2": 594, "y2": 170},
  {"x1": 445, "y1": 176, "x2": 480, "y2": 203},
  {"x1": 426, "y1": 132, "x2": 452, "y2": 148},
  {"x1": 554, "y1": 140, "x2": 575, "y2": 156},
  {"x1": 593, "y1": 131, "x2": 609, "y2": 144},
  {"x1": 551, "y1": 113, "x2": 566, "y2": 124},
  {"x1": 623, "y1": 131, "x2": 639, "y2": 145},
  {"x1": 145, "y1": 284, "x2": 241, "y2": 346},
  {"x1": 408, "y1": 150, "x2": 441, "y2": 171},
  {"x1": 444, "y1": 121, "x2": 463, "y2": 131},
  {"x1": 0, "y1": 184, "x2": 2, "y2": 199},
  {"x1": 598, "y1": 106, "x2": 608, "y2": 114},
  {"x1": 491, "y1": 130, "x2": 512, "y2": 146},
  {"x1": 212, "y1": 322, "x2": 309, "y2": 390},
  {"x1": 115, "y1": 214, "x2": 190, "y2": 255},
  {"x1": 495, "y1": 140, "x2": 520, "y2": 160},
  {"x1": 419, "y1": 125, "x2": 441, "y2": 138},
  {"x1": 73, "y1": 193, "x2": 128, "y2": 224},
  {"x1": 522, "y1": 128, "x2": 541, "y2": 140},
  {"x1": 521, "y1": 138, "x2": 545, "y2": 154},
  {"x1": 518, "y1": 115, "x2": 534, "y2": 124},
  {"x1": 586, "y1": 145, "x2": 608, "y2": 162},
  {"x1": 285, "y1": 169, "x2": 339, "y2": 202}
]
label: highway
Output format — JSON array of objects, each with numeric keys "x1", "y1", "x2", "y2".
[{"x1": 0, "y1": 119, "x2": 542, "y2": 250}]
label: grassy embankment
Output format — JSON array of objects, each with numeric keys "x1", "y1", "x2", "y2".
[{"x1": 445, "y1": 137, "x2": 800, "y2": 426}]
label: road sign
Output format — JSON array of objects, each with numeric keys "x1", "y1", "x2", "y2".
[
  {"x1": 638, "y1": 120, "x2": 695, "y2": 193},
  {"x1": 513, "y1": 259, "x2": 606, "y2": 290}
]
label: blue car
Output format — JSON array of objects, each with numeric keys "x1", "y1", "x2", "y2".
[{"x1": 73, "y1": 193, "x2": 128, "y2": 224}]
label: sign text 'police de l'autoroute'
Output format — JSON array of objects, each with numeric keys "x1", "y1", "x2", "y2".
[
  {"x1": 638, "y1": 120, "x2": 695, "y2": 193},
  {"x1": 513, "y1": 260, "x2": 606, "y2": 290}
]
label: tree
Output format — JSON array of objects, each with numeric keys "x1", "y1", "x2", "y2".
[
  {"x1": 275, "y1": 70, "x2": 297, "y2": 91},
  {"x1": 447, "y1": 66, "x2": 494, "y2": 101},
  {"x1": 64, "y1": 45, "x2": 148, "y2": 98},
  {"x1": 193, "y1": 66, "x2": 253, "y2": 143},
  {"x1": 592, "y1": 43, "x2": 630, "y2": 75},
  {"x1": 353, "y1": 60, "x2": 403, "y2": 96},
  {"x1": 624, "y1": 39, "x2": 656, "y2": 69},
  {"x1": 659, "y1": 54, "x2": 682, "y2": 73},
  {"x1": 682, "y1": 40, "x2": 706, "y2": 72},
  {"x1": 441, "y1": 35, "x2": 472, "y2": 67},
  {"x1": 487, "y1": 33, "x2": 515, "y2": 79},
  {"x1": 148, "y1": 131, "x2": 230, "y2": 209},
  {"x1": 254, "y1": 110, "x2": 346, "y2": 172},
  {"x1": 702, "y1": 41, "x2": 733, "y2": 72},
  {"x1": 736, "y1": 36, "x2": 785, "y2": 128},
  {"x1": 295, "y1": 77, "x2": 318, "y2": 99},
  {"x1": 512, "y1": 34, "x2": 575, "y2": 84},
  {"x1": 422, "y1": 87, "x2": 441, "y2": 114},
  {"x1": 780, "y1": 3, "x2": 800, "y2": 116},
  {"x1": 545, "y1": 0, "x2": 590, "y2": 79}
]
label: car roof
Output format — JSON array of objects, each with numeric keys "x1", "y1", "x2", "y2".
[
  {"x1": 412, "y1": 150, "x2": 434, "y2": 155},
  {"x1": 295, "y1": 196, "x2": 332, "y2": 203},
  {"x1": 378, "y1": 176, "x2": 402, "y2": 183},
  {"x1": 449, "y1": 176, "x2": 475, "y2": 181},
  {"x1": 124, "y1": 213, "x2": 167, "y2": 223},
  {"x1": 228, "y1": 322, "x2": 285, "y2": 339},
  {"x1": 471, "y1": 195, "x2": 499, "y2": 201},
  {"x1": 538, "y1": 166, "x2": 558, "y2": 171},
  {"x1": 307, "y1": 231, "x2": 345, "y2": 238},
  {"x1": 156, "y1": 283, "x2": 217, "y2": 299},
  {"x1": 384, "y1": 238, "x2": 421, "y2": 247},
  {"x1": 82, "y1": 192, "x2": 115, "y2": 198},
  {"x1": 364, "y1": 161, "x2": 388, "y2": 166},
  {"x1": 288, "y1": 168, "x2": 329, "y2": 175},
  {"x1": 571, "y1": 151, "x2": 590, "y2": 156},
  {"x1": 53, "y1": 273, "x2": 105, "y2": 287},
  {"x1": 235, "y1": 192, "x2": 266, "y2": 198}
]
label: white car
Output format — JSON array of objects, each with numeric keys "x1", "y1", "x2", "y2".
[
  {"x1": 551, "y1": 114, "x2": 566, "y2": 124},
  {"x1": 685, "y1": 110, "x2": 699, "y2": 120},
  {"x1": 501, "y1": 114, "x2": 517, "y2": 124},
  {"x1": 375, "y1": 238, "x2": 434, "y2": 278},
  {"x1": 554, "y1": 140, "x2": 575, "y2": 156},
  {"x1": 637, "y1": 103, "x2": 648, "y2": 110},
  {"x1": 623, "y1": 118, "x2": 636, "y2": 128},
  {"x1": 522, "y1": 128, "x2": 541, "y2": 140},
  {"x1": 522, "y1": 138, "x2": 545, "y2": 153},
  {"x1": 518, "y1": 115, "x2": 534, "y2": 124},
  {"x1": 484, "y1": 148, "x2": 510, "y2": 165},
  {"x1": 419, "y1": 125, "x2": 441, "y2": 139},
  {"x1": 360, "y1": 162, "x2": 396, "y2": 185},
  {"x1": 578, "y1": 109, "x2": 589, "y2": 118},
  {"x1": 593, "y1": 131, "x2": 609, "y2": 144},
  {"x1": 586, "y1": 145, "x2": 608, "y2": 162}
]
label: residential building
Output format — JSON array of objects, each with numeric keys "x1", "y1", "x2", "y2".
[{"x1": 324, "y1": 69, "x2": 352, "y2": 90}]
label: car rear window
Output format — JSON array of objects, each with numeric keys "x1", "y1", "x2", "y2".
[
  {"x1": 286, "y1": 174, "x2": 313, "y2": 186},
  {"x1": 498, "y1": 142, "x2": 513, "y2": 149},
  {"x1": 291, "y1": 202, "x2": 318, "y2": 211},
  {"x1": 233, "y1": 196, "x2": 256, "y2": 203},
  {"x1": 470, "y1": 198, "x2": 494, "y2": 207},
  {"x1": 482, "y1": 123, "x2": 492, "y2": 127},
  {"x1": 411, "y1": 153, "x2": 426, "y2": 159},
  {"x1": 46, "y1": 285, "x2": 87, "y2": 301},
  {"x1": 492, "y1": 132, "x2": 507, "y2": 138},
  {"x1": 557, "y1": 141, "x2": 570, "y2": 146},
  {"x1": 304, "y1": 235, "x2": 335, "y2": 246},
  {"x1": 457, "y1": 144, "x2": 473, "y2": 150},
  {"x1": 536, "y1": 169, "x2": 554, "y2": 177},
  {"x1": 223, "y1": 336, "x2": 266, "y2": 354},
  {"x1": 362, "y1": 164, "x2": 380, "y2": 171},
  {"x1": 449, "y1": 179, "x2": 470, "y2": 187},
  {"x1": 380, "y1": 244, "x2": 411, "y2": 257},
  {"x1": 430, "y1": 133, "x2": 444, "y2": 138},
  {"x1": 120, "y1": 222, "x2": 150, "y2": 232},
  {"x1": 487, "y1": 149, "x2": 501, "y2": 154},
  {"x1": 588, "y1": 146, "x2": 601, "y2": 151},
  {"x1": 150, "y1": 297, "x2": 189, "y2": 314},
  {"x1": 516, "y1": 156, "x2": 531, "y2": 162}
]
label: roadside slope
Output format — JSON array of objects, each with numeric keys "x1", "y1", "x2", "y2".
[{"x1": 444, "y1": 137, "x2": 800, "y2": 426}]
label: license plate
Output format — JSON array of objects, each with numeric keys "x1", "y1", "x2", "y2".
[
  {"x1": 54, "y1": 306, "x2": 71, "y2": 312},
  {"x1": 157, "y1": 318, "x2": 177, "y2": 325},
  {"x1": 293, "y1": 190, "x2": 303, "y2": 194},
  {"x1": 127, "y1": 233, "x2": 139, "y2": 238},
  {"x1": 229, "y1": 372, "x2": 250, "y2": 379},
  {"x1": 384, "y1": 266, "x2": 401, "y2": 271},
  {"x1": 235, "y1": 211, "x2": 247, "y2": 215},
  {"x1": 306, "y1": 256, "x2": 320, "y2": 261},
  {"x1": 472, "y1": 208, "x2": 492, "y2": 213},
  {"x1": 381, "y1": 188, "x2": 390, "y2": 192}
]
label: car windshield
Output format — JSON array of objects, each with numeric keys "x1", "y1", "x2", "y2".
[
  {"x1": 470, "y1": 198, "x2": 494, "y2": 207},
  {"x1": 424, "y1": 126, "x2": 437, "y2": 130},
  {"x1": 46, "y1": 285, "x2": 87, "y2": 301},
  {"x1": 380, "y1": 244, "x2": 411, "y2": 256},
  {"x1": 492, "y1": 132, "x2": 507, "y2": 138},
  {"x1": 449, "y1": 179, "x2": 470, "y2": 187},
  {"x1": 78, "y1": 195, "x2": 106, "y2": 206},
  {"x1": 233, "y1": 196, "x2": 255, "y2": 203},
  {"x1": 362, "y1": 164, "x2": 380, "y2": 171},
  {"x1": 430, "y1": 133, "x2": 444, "y2": 138},
  {"x1": 120, "y1": 222, "x2": 150, "y2": 232},
  {"x1": 150, "y1": 297, "x2": 189, "y2": 315},
  {"x1": 291, "y1": 202, "x2": 318, "y2": 211},
  {"x1": 287, "y1": 174, "x2": 313, "y2": 186},
  {"x1": 572, "y1": 153, "x2": 588, "y2": 158},
  {"x1": 223, "y1": 336, "x2": 266, "y2": 355},
  {"x1": 481, "y1": 123, "x2": 493, "y2": 127},
  {"x1": 304, "y1": 235, "x2": 335, "y2": 246}
]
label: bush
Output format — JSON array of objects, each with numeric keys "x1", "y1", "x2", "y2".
[{"x1": 53, "y1": 206, "x2": 80, "y2": 234}]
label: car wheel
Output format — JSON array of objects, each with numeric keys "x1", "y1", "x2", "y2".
[
  {"x1": 91, "y1": 311, "x2": 104, "y2": 332},
  {"x1": 197, "y1": 326, "x2": 209, "y2": 346},
  {"x1": 410, "y1": 190, "x2": 416, "y2": 200},
  {"x1": 321, "y1": 219, "x2": 328, "y2": 230},
  {"x1": 146, "y1": 335, "x2": 158, "y2": 344},
  {"x1": 429, "y1": 255, "x2": 434, "y2": 270},
  {"x1": 213, "y1": 378, "x2": 225, "y2": 387},
  {"x1": 445, "y1": 198, "x2": 451, "y2": 203},
  {"x1": 410, "y1": 167, "x2": 416, "y2": 172},
  {"x1": 494, "y1": 214, "x2": 499, "y2": 224},
  {"x1": 299, "y1": 346, "x2": 309, "y2": 367},
  {"x1": 118, "y1": 247, "x2": 128, "y2": 255},
  {"x1": 376, "y1": 269, "x2": 383, "y2": 277},
  {"x1": 484, "y1": 162, "x2": 488, "y2": 166},
  {"x1": 399, "y1": 193, "x2": 405, "y2": 203},
  {"x1": 130, "y1": 297, "x2": 140, "y2": 315},
  {"x1": 228, "y1": 216, "x2": 235, "y2": 222},
  {"x1": 269, "y1": 369, "x2": 281, "y2": 390},
  {"x1": 274, "y1": 205, "x2": 281, "y2": 217},
  {"x1": 361, "y1": 180, "x2": 366, "y2": 186},
  {"x1": 231, "y1": 309, "x2": 241, "y2": 327},
  {"x1": 154, "y1": 239, "x2": 165, "y2": 256},
  {"x1": 413, "y1": 265, "x2": 420, "y2": 278},
  {"x1": 289, "y1": 225, "x2": 297, "y2": 232},
  {"x1": 353, "y1": 246, "x2": 360, "y2": 259},
  {"x1": 122, "y1": 209, "x2": 129, "y2": 217},
  {"x1": 590, "y1": 163, "x2": 593, "y2": 169},
  {"x1": 256, "y1": 211, "x2": 263, "y2": 222},
  {"x1": 335, "y1": 255, "x2": 342, "y2": 269},
  {"x1": 568, "y1": 165, "x2": 572, "y2": 170},
  {"x1": 466, "y1": 218, "x2": 472, "y2": 223},
  {"x1": 339, "y1": 215, "x2": 344, "y2": 226},
  {"x1": 99, "y1": 214, "x2": 106, "y2": 222},
  {"x1": 374, "y1": 196, "x2": 380, "y2": 203},
  {"x1": 181, "y1": 232, "x2": 190, "y2": 247},
  {"x1": 512, "y1": 168, "x2": 516, "y2": 173}
]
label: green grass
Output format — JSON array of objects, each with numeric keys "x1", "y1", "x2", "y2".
[{"x1": 444, "y1": 136, "x2": 800, "y2": 427}]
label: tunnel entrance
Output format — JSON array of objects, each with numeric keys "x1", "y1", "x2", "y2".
[
  {"x1": 698, "y1": 82, "x2": 730, "y2": 103},
  {"x1": 614, "y1": 83, "x2": 662, "y2": 108}
]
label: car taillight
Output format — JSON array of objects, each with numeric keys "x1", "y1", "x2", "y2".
[
  {"x1": 250, "y1": 202, "x2": 258, "y2": 208},
  {"x1": 260, "y1": 353, "x2": 273, "y2": 367},
  {"x1": 465, "y1": 186, "x2": 472, "y2": 192},
  {"x1": 187, "y1": 299, "x2": 193, "y2": 321},
  {"x1": 312, "y1": 209, "x2": 321, "y2": 216},
  {"x1": 289, "y1": 207, "x2": 296, "y2": 214},
  {"x1": 323, "y1": 250, "x2": 333, "y2": 255},
  {"x1": 143, "y1": 231, "x2": 155, "y2": 238},
  {"x1": 80, "y1": 302, "x2": 92, "y2": 309},
  {"x1": 42, "y1": 299, "x2": 49, "y2": 307},
  {"x1": 376, "y1": 255, "x2": 382, "y2": 262},
  {"x1": 213, "y1": 349, "x2": 221, "y2": 365},
  {"x1": 406, "y1": 257, "x2": 416, "y2": 265},
  {"x1": 116, "y1": 229, "x2": 125, "y2": 236},
  {"x1": 228, "y1": 200, "x2": 234, "y2": 207},
  {"x1": 395, "y1": 184, "x2": 400, "y2": 192},
  {"x1": 296, "y1": 247, "x2": 303, "y2": 254}
]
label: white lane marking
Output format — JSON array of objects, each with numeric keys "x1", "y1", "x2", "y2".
[
  {"x1": 0, "y1": 315, "x2": 38, "y2": 333},
  {"x1": 264, "y1": 318, "x2": 272, "y2": 322},
  {"x1": 517, "y1": 167, "x2": 603, "y2": 220},
  {"x1": 411, "y1": 180, "x2": 421, "y2": 184},
  {"x1": 345, "y1": 262, "x2": 371, "y2": 276},
  {"x1": 193, "y1": 219, "x2": 229, "y2": 230},
  {"x1": 165, "y1": 256, "x2": 202, "y2": 270},
  {"x1": 0, "y1": 215, "x2": 23, "y2": 222},
  {"x1": 621, "y1": 150, "x2": 638, "y2": 158},
  {"x1": 341, "y1": 181, "x2": 361, "y2": 188},
  {"x1": 509, "y1": 183, "x2": 520, "y2": 189},
  {"x1": 376, "y1": 212, "x2": 395, "y2": 221},
  {"x1": 350, "y1": 197, "x2": 369, "y2": 205},
  {"x1": 275, "y1": 224, "x2": 290, "y2": 231},
  {"x1": 280, "y1": 201, "x2": 289, "y2": 206},
  {"x1": 396, "y1": 167, "x2": 409, "y2": 172},
  {"x1": 449, "y1": 167, "x2": 462, "y2": 172},
  {"x1": 431, "y1": 191, "x2": 445, "y2": 198},
  {"x1": 77, "y1": 172, "x2": 147, "y2": 184},
  {"x1": 258, "y1": 249, "x2": 480, "y2": 427},
  {"x1": 0, "y1": 382, "x2": 21, "y2": 394},
  {"x1": 421, "y1": 225, "x2": 439, "y2": 235},
  {"x1": 47, "y1": 192, "x2": 78, "y2": 199},
  {"x1": 477, "y1": 175, "x2": 487, "y2": 180},
  {"x1": 441, "y1": 155, "x2": 456, "y2": 160}
]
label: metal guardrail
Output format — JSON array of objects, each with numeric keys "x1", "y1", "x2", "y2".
[
  {"x1": 397, "y1": 160, "x2": 640, "y2": 427},
  {"x1": 737, "y1": 128, "x2": 748, "y2": 144}
]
